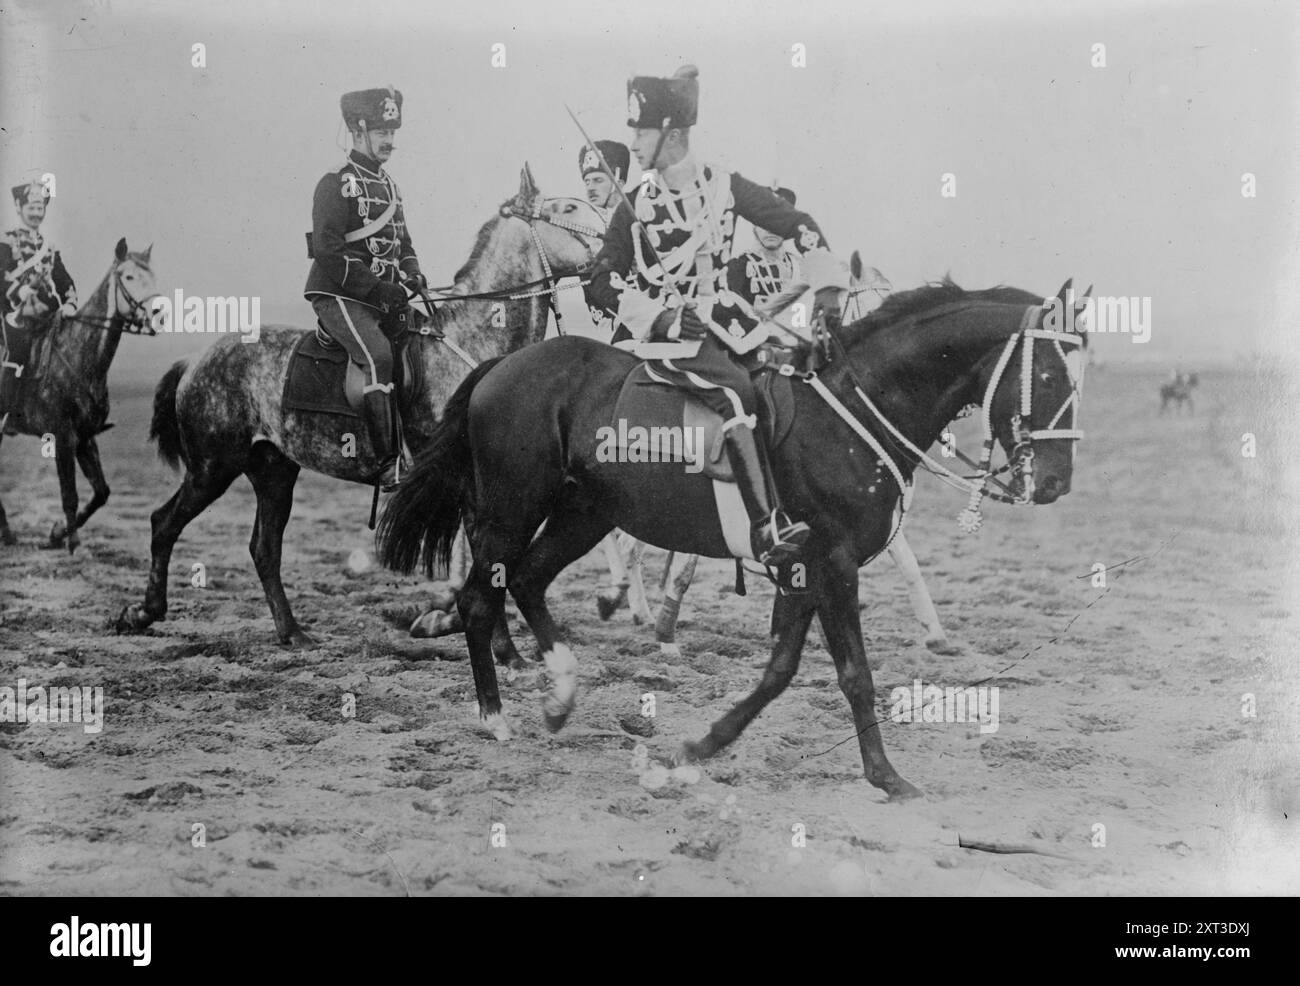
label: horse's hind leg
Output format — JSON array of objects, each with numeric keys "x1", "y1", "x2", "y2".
[
  {"x1": 506, "y1": 504, "x2": 613, "y2": 732},
  {"x1": 457, "y1": 520, "x2": 540, "y2": 741},
  {"x1": 596, "y1": 531, "x2": 629, "y2": 620},
  {"x1": 654, "y1": 552, "x2": 698, "y2": 658},
  {"x1": 115, "y1": 460, "x2": 239, "y2": 633},
  {"x1": 245, "y1": 443, "x2": 310, "y2": 646}
]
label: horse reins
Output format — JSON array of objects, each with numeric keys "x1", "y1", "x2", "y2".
[{"x1": 407, "y1": 196, "x2": 604, "y2": 361}]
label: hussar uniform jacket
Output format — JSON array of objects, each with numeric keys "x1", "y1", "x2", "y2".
[
  {"x1": 587, "y1": 161, "x2": 834, "y2": 359},
  {"x1": 0, "y1": 226, "x2": 76, "y2": 325},
  {"x1": 304, "y1": 150, "x2": 422, "y2": 307}
]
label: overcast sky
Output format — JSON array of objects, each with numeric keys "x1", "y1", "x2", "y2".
[{"x1": 2, "y1": 0, "x2": 1296, "y2": 383}]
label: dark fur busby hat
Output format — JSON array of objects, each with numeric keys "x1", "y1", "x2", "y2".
[
  {"x1": 579, "y1": 141, "x2": 630, "y2": 183},
  {"x1": 11, "y1": 181, "x2": 50, "y2": 206},
  {"x1": 627, "y1": 65, "x2": 699, "y2": 130},
  {"x1": 341, "y1": 87, "x2": 403, "y2": 131}
]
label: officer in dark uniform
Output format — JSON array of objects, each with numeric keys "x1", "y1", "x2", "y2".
[
  {"x1": 587, "y1": 66, "x2": 848, "y2": 566},
  {"x1": 578, "y1": 140, "x2": 630, "y2": 338},
  {"x1": 304, "y1": 86, "x2": 425, "y2": 489},
  {"x1": 0, "y1": 179, "x2": 78, "y2": 427}
]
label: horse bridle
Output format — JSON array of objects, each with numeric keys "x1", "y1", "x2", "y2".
[
  {"x1": 494, "y1": 195, "x2": 604, "y2": 335},
  {"x1": 806, "y1": 302, "x2": 1086, "y2": 535},
  {"x1": 63, "y1": 262, "x2": 159, "y2": 336}
]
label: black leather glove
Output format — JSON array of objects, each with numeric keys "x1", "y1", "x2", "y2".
[
  {"x1": 647, "y1": 307, "x2": 679, "y2": 342},
  {"x1": 402, "y1": 271, "x2": 427, "y2": 292},
  {"x1": 370, "y1": 281, "x2": 409, "y2": 313},
  {"x1": 678, "y1": 304, "x2": 709, "y2": 340}
]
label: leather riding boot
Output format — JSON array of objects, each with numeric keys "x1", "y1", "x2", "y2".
[
  {"x1": 722, "y1": 424, "x2": 811, "y2": 565},
  {"x1": 362, "y1": 388, "x2": 400, "y2": 490}
]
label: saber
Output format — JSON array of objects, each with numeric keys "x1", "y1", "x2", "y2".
[{"x1": 564, "y1": 103, "x2": 687, "y2": 308}]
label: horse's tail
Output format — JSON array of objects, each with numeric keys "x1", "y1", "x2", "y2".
[
  {"x1": 150, "y1": 360, "x2": 188, "y2": 470},
  {"x1": 377, "y1": 356, "x2": 504, "y2": 577}
]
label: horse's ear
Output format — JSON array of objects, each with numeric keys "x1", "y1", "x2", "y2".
[
  {"x1": 1054, "y1": 278, "x2": 1073, "y2": 306},
  {"x1": 1080, "y1": 283, "x2": 1093, "y2": 299},
  {"x1": 518, "y1": 163, "x2": 538, "y2": 202},
  {"x1": 115, "y1": 238, "x2": 128, "y2": 262},
  {"x1": 849, "y1": 250, "x2": 863, "y2": 285},
  {"x1": 141, "y1": 243, "x2": 153, "y2": 264}
]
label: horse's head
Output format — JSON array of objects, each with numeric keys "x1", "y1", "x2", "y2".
[
  {"x1": 106, "y1": 237, "x2": 162, "y2": 333},
  {"x1": 450, "y1": 164, "x2": 605, "y2": 296},
  {"x1": 981, "y1": 279, "x2": 1088, "y2": 504}
]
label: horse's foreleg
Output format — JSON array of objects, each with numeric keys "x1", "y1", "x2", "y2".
[
  {"x1": 115, "y1": 464, "x2": 239, "y2": 634},
  {"x1": 0, "y1": 436, "x2": 14, "y2": 546},
  {"x1": 595, "y1": 531, "x2": 629, "y2": 620},
  {"x1": 654, "y1": 552, "x2": 699, "y2": 658},
  {"x1": 676, "y1": 588, "x2": 814, "y2": 763},
  {"x1": 246, "y1": 445, "x2": 310, "y2": 646},
  {"x1": 818, "y1": 550, "x2": 920, "y2": 800},
  {"x1": 69, "y1": 436, "x2": 110, "y2": 537},
  {"x1": 507, "y1": 504, "x2": 612, "y2": 733},
  {"x1": 887, "y1": 532, "x2": 956, "y2": 654},
  {"x1": 622, "y1": 533, "x2": 653, "y2": 624},
  {"x1": 46, "y1": 433, "x2": 80, "y2": 553}
]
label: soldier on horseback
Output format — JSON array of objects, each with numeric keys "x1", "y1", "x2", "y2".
[
  {"x1": 0, "y1": 179, "x2": 78, "y2": 430},
  {"x1": 304, "y1": 86, "x2": 424, "y2": 489},
  {"x1": 587, "y1": 66, "x2": 849, "y2": 566},
  {"x1": 579, "y1": 140, "x2": 630, "y2": 338}
]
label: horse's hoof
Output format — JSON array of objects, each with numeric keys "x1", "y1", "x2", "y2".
[
  {"x1": 885, "y1": 777, "x2": 924, "y2": 802},
  {"x1": 409, "y1": 609, "x2": 463, "y2": 638},
  {"x1": 283, "y1": 628, "x2": 317, "y2": 648},
  {"x1": 596, "y1": 587, "x2": 626, "y2": 621},
  {"x1": 540, "y1": 696, "x2": 572, "y2": 733},
  {"x1": 659, "y1": 642, "x2": 682, "y2": 659},
  {"x1": 113, "y1": 603, "x2": 152, "y2": 634},
  {"x1": 66, "y1": 530, "x2": 80, "y2": 555},
  {"x1": 480, "y1": 711, "x2": 513, "y2": 742},
  {"x1": 0, "y1": 528, "x2": 16, "y2": 547},
  {"x1": 425, "y1": 581, "x2": 459, "y2": 612},
  {"x1": 924, "y1": 636, "x2": 963, "y2": 656},
  {"x1": 672, "y1": 740, "x2": 705, "y2": 766}
]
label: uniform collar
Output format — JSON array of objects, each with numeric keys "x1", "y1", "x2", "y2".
[
  {"x1": 657, "y1": 151, "x2": 700, "y2": 192},
  {"x1": 348, "y1": 149, "x2": 386, "y2": 177}
]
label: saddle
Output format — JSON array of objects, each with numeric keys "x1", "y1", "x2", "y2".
[
  {"x1": 609, "y1": 348, "x2": 798, "y2": 482},
  {"x1": 282, "y1": 322, "x2": 422, "y2": 420}
]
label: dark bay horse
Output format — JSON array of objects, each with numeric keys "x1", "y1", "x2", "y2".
[
  {"x1": 0, "y1": 238, "x2": 160, "y2": 551},
  {"x1": 115, "y1": 167, "x2": 602, "y2": 645},
  {"x1": 377, "y1": 279, "x2": 1088, "y2": 799}
]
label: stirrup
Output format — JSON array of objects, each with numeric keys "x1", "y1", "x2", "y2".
[{"x1": 752, "y1": 510, "x2": 811, "y2": 565}]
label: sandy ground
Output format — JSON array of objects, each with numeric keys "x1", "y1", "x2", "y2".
[{"x1": 1, "y1": 364, "x2": 1297, "y2": 896}]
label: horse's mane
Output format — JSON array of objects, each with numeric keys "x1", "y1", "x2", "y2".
[
  {"x1": 842, "y1": 276, "x2": 1044, "y2": 344},
  {"x1": 451, "y1": 210, "x2": 504, "y2": 285}
]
